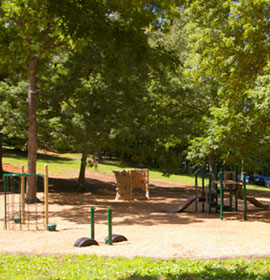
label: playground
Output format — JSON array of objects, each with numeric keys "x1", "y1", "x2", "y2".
[{"x1": 1, "y1": 163, "x2": 270, "y2": 259}]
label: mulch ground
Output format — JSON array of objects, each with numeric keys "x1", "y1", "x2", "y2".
[{"x1": 1, "y1": 162, "x2": 270, "y2": 259}]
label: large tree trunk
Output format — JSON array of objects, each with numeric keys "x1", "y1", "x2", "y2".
[
  {"x1": 26, "y1": 57, "x2": 38, "y2": 203},
  {"x1": 0, "y1": 132, "x2": 3, "y2": 180},
  {"x1": 78, "y1": 151, "x2": 88, "y2": 186}
]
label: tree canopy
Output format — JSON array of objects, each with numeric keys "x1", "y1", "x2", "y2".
[{"x1": 2, "y1": 0, "x2": 270, "y2": 186}]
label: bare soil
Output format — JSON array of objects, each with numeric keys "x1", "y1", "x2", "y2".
[{"x1": 1, "y1": 163, "x2": 270, "y2": 259}]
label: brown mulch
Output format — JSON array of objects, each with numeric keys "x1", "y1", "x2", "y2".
[{"x1": 1, "y1": 163, "x2": 270, "y2": 259}]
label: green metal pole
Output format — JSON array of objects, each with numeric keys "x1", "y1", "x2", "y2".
[
  {"x1": 11, "y1": 176, "x2": 14, "y2": 193},
  {"x1": 195, "y1": 173, "x2": 198, "y2": 213},
  {"x1": 243, "y1": 172, "x2": 247, "y2": 221},
  {"x1": 4, "y1": 175, "x2": 7, "y2": 229},
  {"x1": 90, "y1": 207, "x2": 95, "y2": 239},
  {"x1": 220, "y1": 171, "x2": 224, "y2": 220},
  {"x1": 202, "y1": 166, "x2": 205, "y2": 212},
  {"x1": 107, "y1": 209, "x2": 112, "y2": 245},
  {"x1": 215, "y1": 163, "x2": 218, "y2": 213},
  {"x1": 36, "y1": 175, "x2": 38, "y2": 192},
  {"x1": 215, "y1": 163, "x2": 218, "y2": 179},
  {"x1": 235, "y1": 163, "x2": 238, "y2": 211},
  {"x1": 208, "y1": 172, "x2": 212, "y2": 214},
  {"x1": 229, "y1": 172, "x2": 233, "y2": 211},
  {"x1": 221, "y1": 163, "x2": 224, "y2": 172}
]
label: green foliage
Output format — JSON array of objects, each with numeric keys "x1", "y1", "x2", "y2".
[
  {"x1": 3, "y1": 0, "x2": 270, "y2": 178},
  {"x1": 0, "y1": 81, "x2": 28, "y2": 148},
  {"x1": 1, "y1": 254, "x2": 270, "y2": 279},
  {"x1": 0, "y1": 0, "x2": 182, "y2": 184},
  {"x1": 184, "y1": 1, "x2": 270, "y2": 172}
]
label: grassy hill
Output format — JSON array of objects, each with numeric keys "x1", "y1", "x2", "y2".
[{"x1": 2, "y1": 147, "x2": 270, "y2": 195}]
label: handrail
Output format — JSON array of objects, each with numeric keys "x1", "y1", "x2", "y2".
[
  {"x1": 194, "y1": 167, "x2": 201, "y2": 175},
  {"x1": 3, "y1": 173, "x2": 44, "y2": 177}
]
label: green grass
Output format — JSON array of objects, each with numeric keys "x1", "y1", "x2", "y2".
[
  {"x1": 2, "y1": 149, "x2": 82, "y2": 175},
  {"x1": 3, "y1": 148, "x2": 270, "y2": 195},
  {"x1": 1, "y1": 254, "x2": 270, "y2": 280},
  {"x1": 2, "y1": 149, "x2": 195, "y2": 184}
]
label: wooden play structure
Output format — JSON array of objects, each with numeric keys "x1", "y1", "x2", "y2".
[
  {"x1": 3, "y1": 165, "x2": 50, "y2": 230},
  {"x1": 168, "y1": 164, "x2": 269, "y2": 220},
  {"x1": 113, "y1": 169, "x2": 149, "y2": 200}
]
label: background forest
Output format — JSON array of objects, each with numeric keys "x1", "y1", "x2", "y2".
[{"x1": 1, "y1": 0, "x2": 270, "y2": 198}]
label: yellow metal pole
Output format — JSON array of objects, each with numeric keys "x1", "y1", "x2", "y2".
[
  {"x1": 20, "y1": 165, "x2": 25, "y2": 223},
  {"x1": 44, "y1": 164, "x2": 49, "y2": 230}
]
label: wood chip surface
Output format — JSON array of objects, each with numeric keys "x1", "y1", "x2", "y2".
[{"x1": 1, "y1": 165, "x2": 270, "y2": 259}]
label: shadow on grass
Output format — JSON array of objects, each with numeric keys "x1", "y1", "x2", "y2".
[
  {"x1": 100, "y1": 159, "x2": 196, "y2": 179},
  {"x1": 246, "y1": 185, "x2": 270, "y2": 196},
  {"x1": 101, "y1": 160, "x2": 146, "y2": 169},
  {"x1": 3, "y1": 148, "x2": 72, "y2": 163},
  {"x1": 120, "y1": 267, "x2": 270, "y2": 280}
]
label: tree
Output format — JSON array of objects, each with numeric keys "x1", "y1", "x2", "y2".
[
  {"x1": 0, "y1": 0, "x2": 68, "y2": 202},
  {"x1": 183, "y1": 0, "x2": 270, "y2": 172},
  {"x1": 33, "y1": 0, "x2": 180, "y2": 185},
  {"x1": 41, "y1": 33, "x2": 162, "y2": 185},
  {"x1": 1, "y1": 0, "x2": 178, "y2": 198}
]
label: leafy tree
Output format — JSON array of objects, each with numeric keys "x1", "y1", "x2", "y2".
[
  {"x1": 36, "y1": 1, "x2": 179, "y2": 185},
  {"x1": 0, "y1": 0, "x2": 178, "y2": 198},
  {"x1": 0, "y1": 0, "x2": 68, "y2": 202},
  {"x1": 183, "y1": 0, "x2": 270, "y2": 172}
]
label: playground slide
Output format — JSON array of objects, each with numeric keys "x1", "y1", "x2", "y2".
[
  {"x1": 167, "y1": 192, "x2": 269, "y2": 213},
  {"x1": 237, "y1": 192, "x2": 269, "y2": 209},
  {"x1": 167, "y1": 195, "x2": 196, "y2": 213}
]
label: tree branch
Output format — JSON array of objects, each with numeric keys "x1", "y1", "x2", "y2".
[
  {"x1": 38, "y1": 142, "x2": 60, "y2": 153},
  {"x1": 63, "y1": 100, "x2": 78, "y2": 113},
  {"x1": 49, "y1": 42, "x2": 66, "y2": 50},
  {"x1": 42, "y1": 35, "x2": 59, "y2": 50}
]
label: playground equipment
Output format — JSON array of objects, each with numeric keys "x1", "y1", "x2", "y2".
[
  {"x1": 3, "y1": 165, "x2": 50, "y2": 230},
  {"x1": 168, "y1": 164, "x2": 269, "y2": 220},
  {"x1": 113, "y1": 169, "x2": 149, "y2": 200},
  {"x1": 74, "y1": 207, "x2": 127, "y2": 247}
]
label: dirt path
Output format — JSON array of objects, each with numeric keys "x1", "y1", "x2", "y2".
[{"x1": 1, "y1": 163, "x2": 270, "y2": 259}]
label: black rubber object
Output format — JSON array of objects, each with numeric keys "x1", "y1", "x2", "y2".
[
  {"x1": 73, "y1": 237, "x2": 99, "y2": 247},
  {"x1": 104, "y1": 234, "x2": 128, "y2": 244}
]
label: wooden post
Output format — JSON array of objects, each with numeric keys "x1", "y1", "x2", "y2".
[{"x1": 44, "y1": 165, "x2": 49, "y2": 229}]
